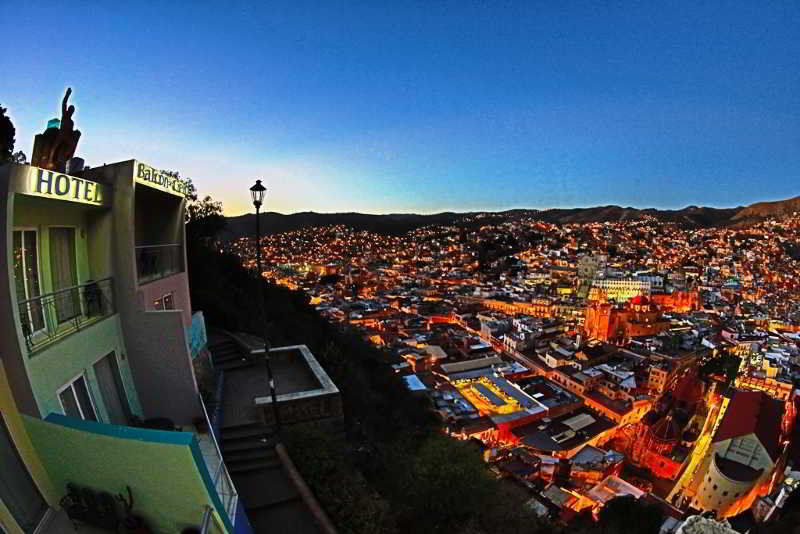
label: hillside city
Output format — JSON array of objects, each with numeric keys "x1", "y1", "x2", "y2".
[{"x1": 228, "y1": 212, "x2": 800, "y2": 531}]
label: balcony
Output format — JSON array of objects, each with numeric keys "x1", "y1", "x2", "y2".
[
  {"x1": 18, "y1": 277, "x2": 115, "y2": 354},
  {"x1": 135, "y1": 243, "x2": 183, "y2": 283}
]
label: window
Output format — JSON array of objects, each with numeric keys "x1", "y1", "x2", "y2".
[
  {"x1": 713, "y1": 485, "x2": 717, "y2": 491},
  {"x1": 723, "y1": 491, "x2": 728, "y2": 496},
  {"x1": 13, "y1": 230, "x2": 44, "y2": 333},
  {"x1": 153, "y1": 292, "x2": 175, "y2": 311},
  {"x1": 49, "y1": 227, "x2": 79, "y2": 323},
  {"x1": 57, "y1": 375, "x2": 97, "y2": 421}
]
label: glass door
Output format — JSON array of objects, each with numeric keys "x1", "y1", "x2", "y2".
[
  {"x1": 0, "y1": 414, "x2": 48, "y2": 533},
  {"x1": 94, "y1": 353, "x2": 132, "y2": 425},
  {"x1": 49, "y1": 227, "x2": 79, "y2": 324},
  {"x1": 12, "y1": 230, "x2": 45, "y2": 336},
  {"x1": 57, "y1": 375, "x2": 98, "y2": 421}
]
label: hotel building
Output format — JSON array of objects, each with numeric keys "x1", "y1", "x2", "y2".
[{"x1": 0, "y1": 161, "x2": 247, "y2": 533}]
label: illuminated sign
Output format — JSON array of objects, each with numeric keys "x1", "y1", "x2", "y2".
[
  {"x1": 20, "y1": 167, "x2": 106, "y2": 206},
  {"x1": 135, "y1": 163, "x2": 189, "y2": 197}
]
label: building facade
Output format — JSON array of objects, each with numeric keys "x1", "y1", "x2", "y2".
[{"x1": 0, "y1": 161, "x2": 245, "y2": 533}]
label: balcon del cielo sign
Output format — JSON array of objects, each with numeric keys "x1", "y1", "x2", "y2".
[{"x1": 135, "y1": 162, "x2": 189, "y2": 197}]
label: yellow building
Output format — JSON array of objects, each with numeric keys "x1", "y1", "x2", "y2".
[{"x1": 0, "y1": 360, "x2": 58, "y2": 534}]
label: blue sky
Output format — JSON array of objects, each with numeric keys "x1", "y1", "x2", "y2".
[{"x1": 2, "y1": 1, "x2": 799, "y2": 215}]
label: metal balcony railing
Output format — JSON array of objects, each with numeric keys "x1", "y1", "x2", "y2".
[
  {"x1": 135, "y1": 243, "x2": 183, "y2": 283},
  {"x1": 18, "y1": 277, "x2": 115, "y2": 354}
]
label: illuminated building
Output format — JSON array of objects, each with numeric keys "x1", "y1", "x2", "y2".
[
  {"x1": 589, "y1": 278, "x2": 651, "y2": 302},
  {"x1": 650, "y1": 290, "x2": 702, "y2": 313},
  {"x1": 691, "y1": 390, "x2": 786, "y2": 517},
  {"x1": 630, "y1": 412, "x2": 687, "y2": 479},
  {"x1": 577, "y1": 254, "x2": 607, "y2": 280},
  {"x1": 452, "y1": 375, "x2": 549, "y2": 442},
  {"x1": 584, "y1": 296, "x2": 670, "y2": 342}
]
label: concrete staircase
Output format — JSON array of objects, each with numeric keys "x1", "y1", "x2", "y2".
[
  {"x1": 208, "y1": 333, "x2": 323, "y2": 534},
  {"x1": 209, "y1": 336, "x2": 251, "y2": 372}
]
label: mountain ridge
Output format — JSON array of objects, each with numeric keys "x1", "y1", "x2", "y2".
[{"x1": 221, "y1": 195, "x2": 799, "y2": 239}]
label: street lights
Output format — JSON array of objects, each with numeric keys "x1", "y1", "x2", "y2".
[{"x1": 249, "y1": 179, "x2": 281, "y2": 433}]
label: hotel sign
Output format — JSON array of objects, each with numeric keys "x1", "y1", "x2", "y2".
[
  {"x1": 18, "y1": 166, "x2": 107, "y2": 206},
  {"x1": 135, "y1": 163, "x2": 189, "y2": 197}
]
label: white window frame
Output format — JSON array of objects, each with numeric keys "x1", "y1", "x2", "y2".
[
  {"x1": 56, "y1": 373, "x2": 99, "y2": 421},
  {"x1": 153, "y1": 292, "x2": 175, "y2": 311},
  {"x1": 13, "y1": 227, "x2": 45, "y2": 335}
]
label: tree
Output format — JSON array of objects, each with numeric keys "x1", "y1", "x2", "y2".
[
  {"x1": 186, "y1": 194, "x2": 226, "y2": 241},
  {"x1": 1, "y1": 105, "x2": 18, "y2": 162},
  {"x1": 596, "y1": 496, "x2": 664, "y2": 534},
  {"x1": 173, "y1": 174, "x2": 226, "y2": 242},
  {"x1": 699, "y1": 352, "x2": 741, "y2": 385}
]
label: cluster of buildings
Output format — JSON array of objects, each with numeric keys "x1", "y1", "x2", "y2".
[{"x1": 235, "y1": 212, "x2": 800, "y2": 532}]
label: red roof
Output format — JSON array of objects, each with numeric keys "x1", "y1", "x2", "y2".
[
  {"x1": 674, "y1": 375, "x2": 705, "y2": 406},
  {"x1": 713, "y1": 390, "x2": 784, "y2": 461},
  {"x1": 630, "y1": 295, "x2": 650, "y2": 305}
]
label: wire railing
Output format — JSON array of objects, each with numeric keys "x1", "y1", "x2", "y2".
[
  {"x1": 18, "y1": 277, "x2": 115, "y2": 354},
  {"x1": 198, "y1": 393, "x2": 238, "y2": 525},
  {"x1": 135, "y1": 243, "x2": 183, "y2": 283}
]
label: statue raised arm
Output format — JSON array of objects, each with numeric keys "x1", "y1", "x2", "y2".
[{"x1": 61, "y1": 87, "x2": 75, "y2": 131}]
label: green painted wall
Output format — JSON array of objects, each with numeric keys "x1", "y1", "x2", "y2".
[
  {"x1": 25, "y1": 317, "x2": 143, "y2": 421},
  {"x1": 11, "y1": 194, "x2": 142, "y2": 422},
  {"x1": 13, "y1": 195, "x2": 93, "y2": 293},
  {"x1": 23, "y1": 415, "x2": 228, "y2": 534}
]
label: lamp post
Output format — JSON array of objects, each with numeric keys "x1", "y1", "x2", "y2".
[{"x1": 249, "y1": 180, "x2": 281, "y2": 433}]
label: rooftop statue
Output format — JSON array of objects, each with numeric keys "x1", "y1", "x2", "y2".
[{"x1": 31, "y1": 88, "x2": 82, "y2": 172}]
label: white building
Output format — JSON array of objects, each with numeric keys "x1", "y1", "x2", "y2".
[
  {"x1": 590, "y1": 277, "x2": 651, "y2": 301},
  {"x1": 692, "y1": 390, "x2": 785, "y2": 517}
]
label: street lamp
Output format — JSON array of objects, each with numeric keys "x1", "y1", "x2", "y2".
[{"x1": 250, "y1": 180, "x2": 280, "y2": 433}]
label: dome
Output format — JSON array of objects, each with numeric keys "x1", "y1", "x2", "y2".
[
  {"x1": 674, "y1": 375, "x2": 705, "y2": 407},
  {"x1": 650, "y1": 414, "x2": 681, "y2": 443}
]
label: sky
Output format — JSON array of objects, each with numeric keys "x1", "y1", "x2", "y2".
[{"x1": 2, "y1": 1, "x2": 799, "y2": 216}]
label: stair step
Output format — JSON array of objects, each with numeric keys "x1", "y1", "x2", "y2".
[
  {"x1": 225, "y1": 449, "x2": 281, "y2": 465},
  {"x1": 209, "y1": 344, "x2": 238, "y2": 353},
  {"x1": 211, "y1": 344, "x2": 239, "y2": 352},
  {"x1": 217, "y1": 360, "x2": 253, "y2": 371},
  {"x1": 222, "y1": 426, "x2": 275, "y2": 442},
  {"x1": 223, "y1": 439, "x2": 274, "y2": 454},
  {"x1": 214, "y1": 354, "x2": 245, "y2": 365},
  {"x1": 211, "y1": 352, "x2": 239, "y2": 361},
  {"x1": 228, "y1": 458, "x2": 283, "y2": 474}
]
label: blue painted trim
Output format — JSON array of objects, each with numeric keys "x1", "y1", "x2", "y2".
[
  {"x1": 43, "y1": 413, "x2": 193, "y2": 446},
  {"x1": 189, "y1": 435, "x2": 235, "y2": 534},
  {"x1": 233, "y1": 499, "x2": 255, "y2": 534}
]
